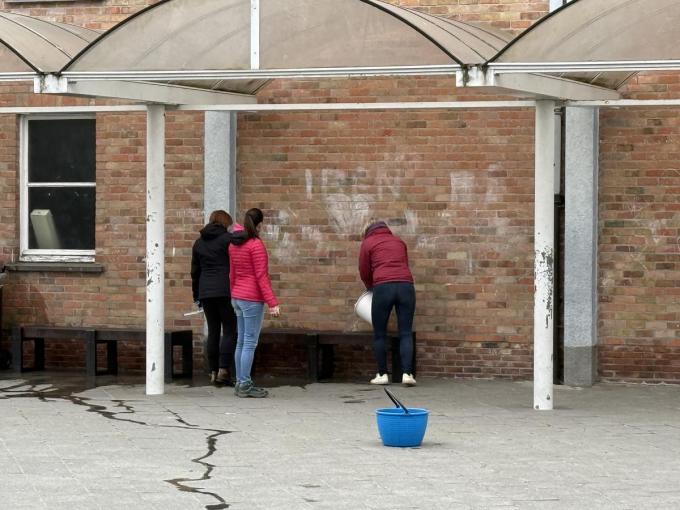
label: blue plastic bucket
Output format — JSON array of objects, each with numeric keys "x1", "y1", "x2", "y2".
[{"x1": 376, "y1": 407, "x2": 429, "y2": 447}]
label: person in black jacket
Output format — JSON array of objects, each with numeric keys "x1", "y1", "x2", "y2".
[{"x1": 191, "y1": 210, "x2": 238, "y2": 385}]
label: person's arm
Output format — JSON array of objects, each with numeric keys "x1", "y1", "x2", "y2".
[
  {"x1": 251, "y1": 240, "x2": 278, "y2": 308},
  {"x1": 228, "y1": 245, "x2": 236, "y2": 292},
  {"x1": 190, "y1": 241, "x2": 201, "y2": 302},
  {"x1": 358, "y1": 241, "x2": 372, "y2": 289}
]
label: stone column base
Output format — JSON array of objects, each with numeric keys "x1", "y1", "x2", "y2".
[{"x1": 564, "y1": 346, "x2": 598, "y2": 386}]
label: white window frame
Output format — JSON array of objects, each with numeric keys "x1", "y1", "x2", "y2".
[{"x1": 19, "y1": 114, "x2": 96, "y2": 262}]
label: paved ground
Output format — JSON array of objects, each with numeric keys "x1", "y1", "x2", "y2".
[{"x1": 1, "y1": 372, "x2": 679, "y2": 510}]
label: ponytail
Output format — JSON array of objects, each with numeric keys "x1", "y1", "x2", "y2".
[{"x1": 244, "y1": 207, "x2": 264, "y2": 239}]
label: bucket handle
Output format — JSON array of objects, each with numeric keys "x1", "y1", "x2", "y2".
[{"x1": 384, "y1": 387, "x2": 409, "y2": 414}]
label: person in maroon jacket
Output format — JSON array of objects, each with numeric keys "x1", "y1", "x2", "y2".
[
  {"x1": 359, "y1": 220, "x2": 416, "y2": 386},
  {"x1": 229, "y1": 208, "x2": 280, "y2": 398}
]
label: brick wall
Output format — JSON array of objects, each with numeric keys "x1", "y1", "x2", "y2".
[
  {"x1": 392, "y1": 0, "x2": 548, "y2": 31},
  {"x1": 1, "y1": 0, "x2": 677, "y2": 384},
  {"x1": 597, "y1": 72, "x2": 680, "y2": 383},
  {"x1": 237, "y1": 76, "x2": 537, "y2": 379},
  {"x1": 0, "y1": 0, "x2": 157, "y2": 29}
]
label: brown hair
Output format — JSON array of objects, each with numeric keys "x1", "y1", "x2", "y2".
[
  {"x1": 208, "y1": 210, "x2": 233, "y2": 229},
  {"x1": 243, "y1": 208, "x2": 264, "y2": 239}
]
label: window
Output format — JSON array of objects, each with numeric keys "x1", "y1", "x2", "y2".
[{"x1": 20, "y1": 116, "x2": 96, "y2": 262}]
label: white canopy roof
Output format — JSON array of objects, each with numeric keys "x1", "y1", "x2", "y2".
[
  {"x1": 0, "y1": 11, "x2": 98, "y2": 78},
  {"x1": 60, "y1": 0, "x2": 511, "y2": 94}
]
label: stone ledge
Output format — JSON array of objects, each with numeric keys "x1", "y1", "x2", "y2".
[{"x1": 5, "y1": 262, "x2": 105, "y2": 274}]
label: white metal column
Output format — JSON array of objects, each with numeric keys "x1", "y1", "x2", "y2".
[
  {"x1": 146, "y1": 104, "x2": 166, "y2": 395},
  {"x1": 534, "y1": 100, "x2": 556, "y2": 410}
]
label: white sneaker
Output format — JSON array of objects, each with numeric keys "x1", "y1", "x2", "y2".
[
  {"x1": 370, "y1": 373, "x2": 389, "y2": 385},
  {"x1": 402, "y1": 373, "x2": 417, "y2": 387}
]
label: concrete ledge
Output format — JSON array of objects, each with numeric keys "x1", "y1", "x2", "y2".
[{"x1": 5, "y1": 262, "x2": 105, "y2": 273}]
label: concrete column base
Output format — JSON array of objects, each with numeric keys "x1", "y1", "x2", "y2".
[{"x1": 564, "y1": 346, "x2": 598, "y2": 386}]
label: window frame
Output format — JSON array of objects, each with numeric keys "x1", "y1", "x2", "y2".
[{"x1": 19, "y1": 114, "x2": 97, "y2": 263}]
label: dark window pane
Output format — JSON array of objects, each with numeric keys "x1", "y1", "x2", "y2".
[
  {"x1": 28, "y1": 119, "x2": 96, "y2": 183},
  {"x1": 28, "y1": 187, "x2": 95, "y2": 250}
]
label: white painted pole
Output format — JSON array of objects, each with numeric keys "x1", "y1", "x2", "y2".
[
  {"x1": 146, "y1": 104, "x2": 166, "y2": 395},
  {"x1": 534, "y1": 100, "x2": 556, "y2": 410}
]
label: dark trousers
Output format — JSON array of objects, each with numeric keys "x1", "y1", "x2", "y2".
[
  {"x1": 201, "y1": 296, "x2": 237, "y2": 373},
  {"x1": 371, "y1": 282, "x2": 416, "y2": 374}
]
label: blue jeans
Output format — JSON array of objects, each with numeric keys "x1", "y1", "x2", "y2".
[
  {"x1": 231, "y1": 299, "x2": 265, "y2": 384},
  {"x1": 371, "y1": 282, "x2": 416, "y2": 374}
]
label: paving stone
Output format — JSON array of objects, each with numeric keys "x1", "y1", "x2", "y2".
[{"x1": 1, "y1": 374, "x2": 679, "y2": 509}]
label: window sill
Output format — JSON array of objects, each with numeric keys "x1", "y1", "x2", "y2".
[{"x1": 5, "y1": 262, "x2": 105, "y2": 274}]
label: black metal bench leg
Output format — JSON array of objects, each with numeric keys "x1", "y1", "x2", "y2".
[
  {"x1": 10, "y1": 326, "x2": 22, "y2": 373},
  {"x1": 305, "y1": 335, "x2": 319, "y2": 381},
  {"x1": 34, "y1": 338, "x2": 45, "y2": 371},
  {"x1": 107, "y1": 341, "x2": 118, "y2": 375},
  {"x1": 85, "y1": 333, "x2": 96, "y2": 379},
  {"x1": 318, "y1": 344, "x2": 335, "y2": 380},
  {"x1": 181, "y1": 333, "x2": 193, "y2": 379},
  {"x1": 164, "y1": 332, "x2": 173, "y2": 384}
]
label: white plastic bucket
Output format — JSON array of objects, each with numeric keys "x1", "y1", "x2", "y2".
[{"x1": 354, "y1": 291, "x2": 373, "y2": 325}]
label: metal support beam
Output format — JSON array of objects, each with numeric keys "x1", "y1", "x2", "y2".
[
  {"x1": 489, "y1": 60, "x2": 680, "y2": 74},
  {"x1": 177, "y1": 100, "x2": 536, "y2": 112},
  {"x1": 146, "y1": 104, "x2": 166, "y2": 396},
  {"x1": 36, "y1": 76, "x2": 256, "y2": 105},
  {"x1": 61, "y1": 64, "x2": 460, "y2": 81},
  {"x1": 534, "y1": 100, "x2": 556, "y2": 410},
  {"x1": 459, "y1": 69, "x2": 619, "y2": 100}
]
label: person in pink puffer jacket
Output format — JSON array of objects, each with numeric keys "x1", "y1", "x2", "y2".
[{"x1": 229, "y1": 208, "x2": 280, "y2": 398}]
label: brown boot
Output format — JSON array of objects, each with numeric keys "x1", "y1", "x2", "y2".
[{"x1": 216, "y1": 368, "x2": 232, "y2": 385}]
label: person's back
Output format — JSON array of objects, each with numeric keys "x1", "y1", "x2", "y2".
[
  {"x1": 359, "y1": 223, "x2": 413, "y2": 289},
  {"x1": 229, "y1": 226, "x2": 277, "y2": 308},
  {"x1": 192, "y1": 223, "x2": 231, "y2": 300}
]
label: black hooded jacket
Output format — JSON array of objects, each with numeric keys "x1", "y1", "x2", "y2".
[{"x1": 191, "y1": 223, "x2": 240, "y2": 301}]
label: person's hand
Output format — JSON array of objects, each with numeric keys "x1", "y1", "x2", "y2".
[
  {"x1": 194, "y1": 299, "x2": 202, "y2": 310},
  {"x1": 270, "y1": 305, "x2": 280, "y2": 317}
]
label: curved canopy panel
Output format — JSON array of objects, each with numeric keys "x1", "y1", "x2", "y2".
[
  {"x1": 0, "y1": 12, "x2": 99, "y2": 75},
  {"x1": 491, "y1": 0, "x2": 680, "y2": 89},
  {"x1": 63, "y1": 0, "x2": 511, "y2": 94}
]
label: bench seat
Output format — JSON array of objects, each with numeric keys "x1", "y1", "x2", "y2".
[
  {"x1": 11, "y1": 326, "x2": 192, "y2": 382},
  {"x1": 258, "y1": 328, "x2": 416, "y2": 381}
]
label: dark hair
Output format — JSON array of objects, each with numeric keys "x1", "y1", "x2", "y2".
[
  {"x1": 209, "y1": 210, "x2": 233, "y2": 229},
  {"x1": 244, "y1": 208, "x2": 264, "y2": 239}
]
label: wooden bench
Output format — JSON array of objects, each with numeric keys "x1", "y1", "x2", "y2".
[
  {"x1": 258, "y1": 328, "x2": 320, "y2": 380},
  {"x1": 11, "y1": 325, "x2": 193, "y2": 382},
  {"x1": 258, "y1": 328, "x2": 416, "y2": 381},
  {"x1": 317, "y1": 331, "x2": 417, "y2": 381},
  {"x1": 94, "y1": 328, "x2": 193, "y2": 382}
]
